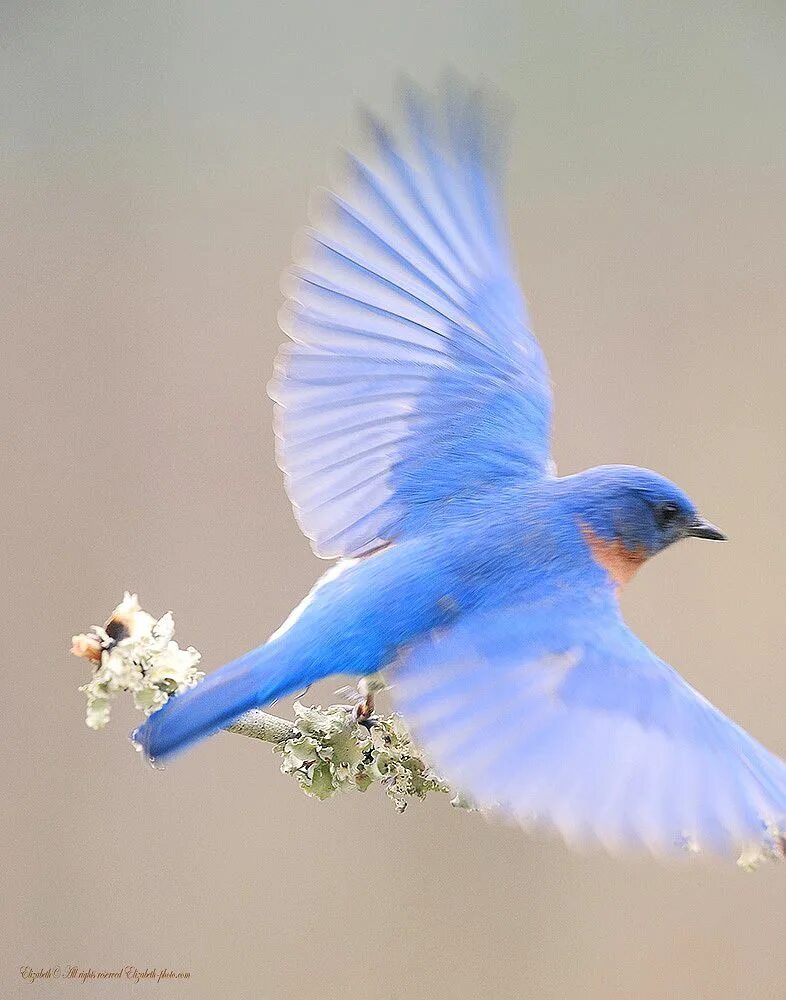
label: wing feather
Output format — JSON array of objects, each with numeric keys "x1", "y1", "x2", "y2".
[
  {"x1": 393, "y1": 594, "x2": 786, "y2": 861},
  {"x1": 271, "y1": 80, "x2": 552, "y2": 558}
]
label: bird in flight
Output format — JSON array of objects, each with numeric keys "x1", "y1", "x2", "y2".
[{"x1": 135, "y1": 80, "x2": 786, "y2": 861}]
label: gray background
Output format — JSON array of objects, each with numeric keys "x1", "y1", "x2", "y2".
[{"x1": 3, "y1": 2, "x2": 786, "y2": 997}]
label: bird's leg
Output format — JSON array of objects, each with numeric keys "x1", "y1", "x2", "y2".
[
  {"x1": 354, "y1": 689, "x2": 375, "y2": 724},
  {"x1": 351, "y1": 673, "x2": 387, "y2": 728}
]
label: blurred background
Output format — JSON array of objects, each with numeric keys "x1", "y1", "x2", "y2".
[{"x1": 3, "y1": 1, "x2": 785, "y2": 997}]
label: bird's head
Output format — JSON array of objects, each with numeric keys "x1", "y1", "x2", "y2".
[{"x1": 562, "y1": 465, "x2": 725, "y2": 586}]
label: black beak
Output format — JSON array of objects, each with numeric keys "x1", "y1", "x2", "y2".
[{"x1": 685, "y1": 518, "x2": 727, "y2": 541}]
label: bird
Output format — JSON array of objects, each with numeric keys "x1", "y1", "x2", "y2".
[{"x1": 134, "y1": 79, "x2": 786, "y2": 861}]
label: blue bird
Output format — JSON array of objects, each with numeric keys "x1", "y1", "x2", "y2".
[{"x1": 135, "y1": 81, "x2": 786, "y2": 859}]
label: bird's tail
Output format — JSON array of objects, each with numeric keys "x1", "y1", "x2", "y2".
[{"x1": 132, "y1": 643, "x2": 307, "y2": 763}]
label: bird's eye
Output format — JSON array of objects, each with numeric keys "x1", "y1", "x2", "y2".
[{"x1": 655, "y1": 502, "x2": 680, "y2": 529}]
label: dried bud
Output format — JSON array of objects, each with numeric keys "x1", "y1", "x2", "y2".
[{"x1": 70, "y1": 633, "x2": 103, "y2": 664}]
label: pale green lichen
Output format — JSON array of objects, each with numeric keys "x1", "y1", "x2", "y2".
[
  {"x1": 73, "y1": 594, "x2": 204, "y2": 729},
  {"x1": 736, "y1": 827, "x2": 786, "y2": 871},
  {"x1": 275, "y1": 702, "x2": 449, "y2": 811},
  {"x1": 449, "y1": 791, "x2": 479, "y2": 811}
]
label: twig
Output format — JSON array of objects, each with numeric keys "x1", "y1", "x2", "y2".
[{"x1": 226, "y1": 709, "x2": 296, "y2": 744}]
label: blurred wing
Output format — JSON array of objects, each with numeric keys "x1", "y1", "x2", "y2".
[
  {"x1": 393, "y1": 593, "x2": 786, "y2": 861},
  {"x1": 269, "y1": 81, "x2": 552, "y2": 558}
]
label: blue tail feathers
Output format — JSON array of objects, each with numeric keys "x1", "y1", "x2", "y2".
[{"x1": 133, "y1": 643, "x2": 306, "y2": 763}]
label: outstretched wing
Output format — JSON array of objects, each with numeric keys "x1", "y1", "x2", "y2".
[
  {"x1": 393, "y1": 591, "x2": 786, "y2": 861},
  {"x1": 269, "y1": 81, "x2": 552, "y2": 558}
]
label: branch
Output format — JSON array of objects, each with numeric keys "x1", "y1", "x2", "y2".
[
  {"x1": 71, "y1": 594, "x2": 453, "y2": 812},
  {"x1": 227, "y1": 709, "x2": 296, "y2": 744}
]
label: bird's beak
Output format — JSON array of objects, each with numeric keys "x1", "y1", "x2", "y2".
[{"x1": 685, "y1": 517, "x2": 727, "y2": 541}]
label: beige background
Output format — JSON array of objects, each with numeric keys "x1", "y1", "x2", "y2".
[{"x1": 3, "y1": 2, "x2": 786, "y2": 998}]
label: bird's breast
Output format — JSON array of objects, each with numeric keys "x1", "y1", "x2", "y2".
[{"x1": 579, "y1": 524, "x2": 647, "y2": 587}]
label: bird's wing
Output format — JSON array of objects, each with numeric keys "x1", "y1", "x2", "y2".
[
  {"x1": 269, "y1": 80, "x2": 552, "y2": 558},
  {"x1": 393, "y1": 590, "x2": 786, "y2": 861}
]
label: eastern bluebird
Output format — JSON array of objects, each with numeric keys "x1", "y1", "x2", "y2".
[{"x1": 135, "y1": 81, "x2": 786, "y2": 860}]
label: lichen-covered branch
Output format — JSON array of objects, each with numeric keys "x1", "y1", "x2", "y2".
[
  {"x1": 270, "y1": 701, "x2": 449, "y2": 810},
  {"x1": 71, "y1": 594, "x2": 450, "y2": 812}
]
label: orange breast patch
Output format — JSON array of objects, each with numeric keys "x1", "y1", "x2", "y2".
[{"x1": 580, "y1": 523, "x2": 647, "y2": 587}]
